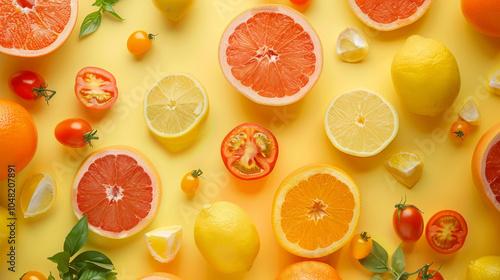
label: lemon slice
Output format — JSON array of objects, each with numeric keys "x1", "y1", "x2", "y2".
[
  {"x1": 144, "y1": 74, "x2": 209, "y2": 140},
  {"x1": 385, "y1": 152, "x2": 423, "y2": 188},
  {"x1": 336, "y1": 28, "x2": 369, "y2": 63},
  {"x1": 145, "y1": 226, "x2": 182, "y2": 263},
  {"x1": 490, "y1": 70, "x2": 500, "y2": 95},
  {"x1": 20, "y1": 172, "x2": 56, "y2": 218},
  {"x1": 459, "y1": 96, "x2": 481, "y2": 126},
  {"x1": 324, "y1": 88, "x2": 399, "y2": 157}
]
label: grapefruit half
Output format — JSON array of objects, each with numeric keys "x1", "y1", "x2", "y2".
[
  {"x1": 472, "y1": 123, "x2": 500, "y2": 213},
  {"x1": 72, "y1": 146, "x2": 161, "y2": 239},
  {"x1": 0, "y1": 0, "x2": 78, "y2": 57},
  {"x1": 219, "y1": 5, "x2": 323, "y2": 106},
  {"x1": 346, "y1": 0, "x2": 433, "y2": 31}
]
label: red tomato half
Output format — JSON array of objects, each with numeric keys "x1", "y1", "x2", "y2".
[
  {"x1": 221, "y1": 123, "x2": 278, "y2": 180},
  {"x1": 426, "y1": 210, "x2": 468, "y2": 254},
  {"x1": 75, "y1": 67, "x2": 118, "y2": 110}
]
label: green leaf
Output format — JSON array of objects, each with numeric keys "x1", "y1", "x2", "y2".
[
  {"x1": 370, "y1": 275, "x2": 384, "y2": 280},
  {"x1": 79, "y1": 11, "x2": 102, "y2": 38},
  {"x1": 102, "y1": 3, "x2": 123, "y2": 20},
  {"x1": 80, "y1": 269, "x2": 117, "y2": 280},
  {"x1": 104, "y1": 0, "x2": 119, "y2": 4},
  {"x1": 70, "y1": 250, "x2": 114, "y2": 273},
  {"x1": 92, "y1": 0, "x2": 105, "y2": 7},
  {"x1": 48, "y1": 272, "x2": 56, "y2": 280},
  {"x1": 64, "y1": 215, "x2": 89, "y2": 257},
  {"x1": 48, "y1": 251, "x2": 71, "y2": 274},
  {"x1": 391, "y1": 243, "x2": 405, "y2": 274},
  {"x1": 359, "y1": 240, "x2": 390, "y2": 273}
]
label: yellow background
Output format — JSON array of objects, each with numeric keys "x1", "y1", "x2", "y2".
[{"x1": 1, "y1": 0, "x2": 500, "y2": 279}]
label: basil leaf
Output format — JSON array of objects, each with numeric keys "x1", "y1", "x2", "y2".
[
  {"x1": 79, "y1": 11, "x2": 102, "y2": 38},
  {"x1": 359, "y1": 240, "x2": 390, "y2": 273},
  {"x1": 391, "y1": 243, "x2": 405, "y2": 274},
  {"x1": 64, "y1": 215, "x2": 89, "y2": 257},
  {"x1": 92, "y1": 0, "x2": 105, "y2": 7},
  {"x1": 47, "y1": 272, "x2": 56, "y2": 280},
  {"x1": 71, "y1": 250, "x2": 114, "y2": 272},
  {"x1": 370, "y1": 275, "x2": 384, "y2": 280},
  {"x1": 103, "y1": 3, "x2": 123, "y2": 20},
  {"x1": 80, "y1": 269, "x2": 117, "y2": 280},
  {"x1": 105, "y1": 0, "x2": 119, "y2": 4},
  {"x1": 48, "y1": 251, "x2": 71, "y2": 274}
]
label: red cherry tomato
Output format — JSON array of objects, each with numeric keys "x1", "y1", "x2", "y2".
[
  {"x1": 127, "y1": 31, "x2": 156, "y2": 55},
  {"x1": 21, "y1": 271, "x2": 47, "y2": 280},
  {"x1": 418, "y1": 269, "x2": 444, "y2": 280},
  {"x1": 426, "y1": 210, "x2": 468, "y2": 254},
  {"x1": 8, "y1": 71, "x2": 56, "y2": 103},
  {"x1": 349, "y1": 232, "x2": 373, "y2": 259},
  {"x1": 393, "y1": 198, "x2": 424, "y2": 243},
  {"x1": 75, "y1": 67, "x2": 118, "y2": 110},
  {"x1": 290, "y1": 0, "x2": 311, "y2": 5},
  {"x1": 450, "y1": 120, "x2": 470, "y2": 141},
  {"x1": 54, "y1": 118, "x2": 99, "y2": 148},
  {"x1": 221, "y1": 123, "x2": 278, "y2": 180}
]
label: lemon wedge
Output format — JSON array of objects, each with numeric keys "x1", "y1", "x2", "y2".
[
  {"x1": 144, "y1": 74, "x2": 209, "y2": 142},
  {"x1": 490, "y1": 70, "x2": 500, "y2": 95},
  {"x1": 324, "y1": 89, "x2": 399, "y2": 157},
  {"x1": 336, "y1": 28, "x2": 369, "y2": 63},
  {"x1": 459, "y1": 96, "x2": 481, "y2": 126},
  {"x1": 385, "y1": 152, "x2": 423, "y2": 188},
  {"x1": 145, "y1": 226, "x2": 182, "y2": 263},
  {"x1": 20, "y1": 172, "x2": 56, "y2": 218}
]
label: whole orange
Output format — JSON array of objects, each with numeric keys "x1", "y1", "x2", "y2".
[
  {"x1": 0, "y1": 98, "x2": 38, "y2": 180},
  {"x1": 276, "y1": 261, "x2": 342, "y2": 280},
  {"x1": 461, "y1": 0, "x2": 500, "y2": 37}
]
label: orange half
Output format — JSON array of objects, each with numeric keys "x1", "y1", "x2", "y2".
[
  {"x1": 272, "y1": 164, "x2": 361, "y2": 258},
  {"x1": 0, "y1": 0, "x2": 78, "y2": 57}
]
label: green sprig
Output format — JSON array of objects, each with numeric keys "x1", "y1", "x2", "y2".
[{"x1": 79, "y1": 0, "x2": 123, "y2": 38}]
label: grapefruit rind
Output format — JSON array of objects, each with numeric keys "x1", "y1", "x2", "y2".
[
  {"x1": 346, "y1": 0, "x2": 433, "y2": 31},
  {"x1": 472, "y1": 124, "x2": 500, "y2": 213},
  {"x1": 72, "y1": 146, "x2": 161, "y2": 239},
  {"x1": 219, "y1": 5, "x2": 323, "y2": 106},
  {"x1": 272, "y1": 164, "x2": 361, "y2": 258},
  {"x1": 0, "y1": 0, "x2": 78, "y2": 57}
]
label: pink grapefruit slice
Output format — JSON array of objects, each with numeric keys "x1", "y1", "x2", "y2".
[
  {"x1": 346, "y1": 0, "x2": 433, "y2": 31},
  {"x1": 0, "y1": 0, "x2": 78, "y2": 57},
  {"x1": 72, "y1": 146, "x2": 161, "y2": 239},
  {"x1": 219, "y1": 5, "x2": 323, "y2": 106},
  {"x1": 472, "y1": 123, "x2": 500, "y2": 213}
]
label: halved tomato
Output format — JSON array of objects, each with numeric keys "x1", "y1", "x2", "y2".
[
  {"x1": 221, "y1": 123, "x2": 278, "y2": 180},
  {"x1": 75, "y1": 67, "x2": 118, "y2": 110},
  {"x1": 425, "y1": 210, "x2": 468, "y2": 254}
]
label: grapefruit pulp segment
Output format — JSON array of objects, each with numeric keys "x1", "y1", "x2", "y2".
[{"x1": 485, "y1": 141, "x2": 500, "y2": 203}]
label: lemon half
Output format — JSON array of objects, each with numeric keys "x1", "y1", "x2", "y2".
[{"x1": 20, "y1": 172, "x2": 56, "y2": 218}]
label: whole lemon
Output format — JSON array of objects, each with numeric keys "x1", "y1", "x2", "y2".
[
  {"x1": 391, "y1": 35, "x2": 461, "y2": 117},
  {"x1": 467, "y1": 256, "x2": 500, "y2": 280},
  {"x1": 194, "y1": 201, "x2": 260, "y2": 274},
  {"x1": 152, "y1": 0, "x2": 194, "y2": 21}
]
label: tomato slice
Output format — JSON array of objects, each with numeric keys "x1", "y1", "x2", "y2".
[
  {"x1": 221, "y1": 123, "x2": 279, "y2": 180},
  {"x1": 75, "y1": 67, "x2": 118, "y2": 110},
  {"x1": 425, "y1": 210, "x2": 468, "y2": 254}
]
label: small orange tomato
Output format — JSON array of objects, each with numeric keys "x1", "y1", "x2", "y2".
[
  {"x1": 450, "y1": 120, "x2": 470, "y2": 141},
  {"x1": 181, "y1": 169, "x2": 204, "y2": 193},
  {"x1": 349, "y1": 232, "x2": 373, "y2": 259},
  {"x1": 21, "y1": 271, "x2": 48, "y2": 280},
  {"x1": 127, "y1": 31, "x2": 156, "y2": 55}
]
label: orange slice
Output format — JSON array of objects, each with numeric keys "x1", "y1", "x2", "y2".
[
  {"x1": 272, "y1": 164, "x2": 361, "y2": 258},
  {"x1": 72, "y1": 146, "x2": 161, "y2": 239},
  {"x1": 219, "y1": 5, "x2": 323, "y2": 106},
  {"x1": 0, "y1": 0, "x2": 78, "y2": 57},
  {"x1": 347, "y1": 0, "x2": 433, "y2": 31}
]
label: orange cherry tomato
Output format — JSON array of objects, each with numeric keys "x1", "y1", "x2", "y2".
[
  {"x1": 349, "y1": 232, "x2": 373, "y2": 259},
  {"x1": 21, "y1": 271, "x2": 47, "y2": 280},
  {"x1": 181, "y1": 169, "x2": 204, "y2": 193},
  {"x1": 450, "y1": 120, "x2": 470, "y2": 141},
  {"x1": 127, "y1": 31, "x2": 156, "y2": 55},
  {"x1": 54, "y1": 118, "x2": 98, "y2": 148}
]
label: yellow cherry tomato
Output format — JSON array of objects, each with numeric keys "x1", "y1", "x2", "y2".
[
  {"x1": 127, "y1": 31, "x2": 156, "y2": 55},
  {"x1": 181, "y1": 169, "x2": 204, "y2": 193},
  {"x1": 349, "y1": 232, "x2": 373, "y2": 259},
  {"x1": 21, "y1": 271, "x2": 47, "y2": 280}
]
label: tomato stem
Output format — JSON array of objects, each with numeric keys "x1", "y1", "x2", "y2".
[
  {"x1": 454, "y1": 130, "x2": 465, "y2": 141},
  {"x1": 148, "y1": 33, "x2": 158, "y2": 41},
  {"x1": 360, "y1": 231, "x2": 371, "y2": 242},
  {"x1": 83, "y1": 129, "x2": 99, "y2": 147},
  {"x1": 32, "y1": 83, "x2": 56, "y2": 105},
  {"x1": 417, "y1": 263, "x2": 442, "y2": 280},
  {"x1": 191, "y1": 169, "x2": 205, "y2": 179},
  {"x1": 395, "y1": 196, "x2": 424, "y2": 224}
]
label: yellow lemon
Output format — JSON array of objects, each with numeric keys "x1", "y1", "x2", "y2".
[
  {"x1": 467, "y1": 256, "x2": 500, "y2": 280},
  {"x1": 391, "y1": 35, "x2": 461, "y2": 116},
  {"x1": 194, "y1": 201, "x2": 260, "y2": 274},
  {"x1": 145, "y1": 226, "x2": 182, "y2": 263},
  {"x1": 20, "y1": 172, "x2": 56, "y2": 218},
  {"x1": 385, "y1": 152, "x2": 424, "y2": 188},
  {"x1": 152, "y1": 0, "x2": 194, "y2": 21},
  {"x1": 336, "y1": 28, "x2": 369, "y2": 63}
]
